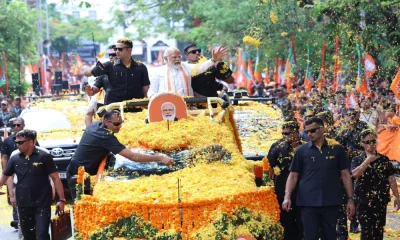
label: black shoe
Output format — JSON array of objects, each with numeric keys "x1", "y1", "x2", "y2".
[
  {"x1": 10, "y1": 221, "x2": 18, "y2": 229},
  {"x1": 350, "y1": 226, "x2": 360, "y2": 234}
]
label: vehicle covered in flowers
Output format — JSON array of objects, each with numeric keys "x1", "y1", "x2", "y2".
[{"x1": 72, "y1": 93, "x2": 285, "y2": 239}]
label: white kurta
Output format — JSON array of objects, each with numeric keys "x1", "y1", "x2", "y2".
[{"x1": 148, "y1": 59, "x2": 215, "y2": 97}]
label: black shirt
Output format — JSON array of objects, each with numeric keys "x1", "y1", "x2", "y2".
[
  {"x1": 68, "y1": 121, "x2": 126, "y2": 175},
  {"x1": 351, "y1": 153, "x2": 396, "y2": 204},
  {"x1": 2, "y1": 133, "x2": 40, "y2": 157},
  {"x1": 92, "y1": 59, "x2": 150, "y2": 104},
  {"x1": 336, "y1": 120, "x2": 369, "y2": 161},
  {"x1": 267, "y1": 139, "x2": 300, "y2": 200},
  {"x1": 289, "y1": 139, "x2": 349, "y2": 207},
  {"x1": 2, "y1": 147, "x2": 57, "y2": 207},
  {"x1": 191, "y1": 62, "x2": 232, "y2": 97}
]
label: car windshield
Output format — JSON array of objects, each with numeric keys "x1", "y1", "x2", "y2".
[{"x1": 21, "y1": 109, "x2": 72, "y2": 133}]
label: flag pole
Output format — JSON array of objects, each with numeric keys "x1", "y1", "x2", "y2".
[
  {"x1": 18, "y1": 37, "x2": 21, "y2": 97},
  {"x1": 92, "y1": 32, "x2": 97, "y2": 62},
  {"x1": 291, "y1": 35, "x2": 298, "y2": 91}
]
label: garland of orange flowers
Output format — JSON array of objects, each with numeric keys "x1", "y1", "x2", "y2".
[
  {"x1": 74, "y1": 187, "x2": 280, "y2": 239},
  {"x1": 76, "y1": 166, "x2": 85, "y2": 200}
]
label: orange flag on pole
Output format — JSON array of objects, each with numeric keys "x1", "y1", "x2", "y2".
[
  {"x1": 346, "y1": 90, "x2": 359, "y2": 108},
  {"x1": 390, "y1": 68, "x2": 400, "y2": 100},
  {"x1": 316, "y1": 41, "x2": 326, "y2": 92}
]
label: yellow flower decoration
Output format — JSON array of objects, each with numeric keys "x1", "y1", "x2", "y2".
[
  {"x1": 281, "y1": 32, "x2": 288, "y2": 37},
  {"x1": 270, "y1": 11, "x2": 278, "y2": 24},
  {"x1": 345, "y1": 84, "x2": 353, "y2": 91},
  {"x1": 347, "y1": 31, "x2": 353, "y2": 37},
  {"x1": 273, "y1": 167, "x2": 281, "y2": 176},
  {"x1": 243, "y1": 36, "x2": 261, "y2": 48}
]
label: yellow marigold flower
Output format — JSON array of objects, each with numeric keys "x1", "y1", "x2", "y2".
[
  {"x1": 281, "y1": 32, "x2": 288, "y2": 37},
  {"x1": 270, "y1": 11, "x2": 278, "y2": 24},
  {"x1": 273, "y1": 167, "x2": 281, "y2": 176},
  {"x1": 345, "y1": 84, "x2": 353, "y2": 91},
  {"x1": 347, "y1": 31, "x2": 353, "y2": 37},
  {"x1": 243, "y1": 35, "x2": 261, "y2": 48}
]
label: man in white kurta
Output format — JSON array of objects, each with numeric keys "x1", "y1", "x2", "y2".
[{"x1": 148, "y1": 46, "x2": 227, "y2": 97}]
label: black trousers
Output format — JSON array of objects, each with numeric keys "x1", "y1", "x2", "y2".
[
  {"x1": 357, "y1": 203, "x2": 387, "y2": 240},
  {"x1": 18, "y1": 206, "x2": 51, "y2": 240},
  {"x1": 278, "y1": 197, "x2": 303, "y2": 240},
  {"x1": 301, "y1": 206, "x2": 340, "y2": 240},
  {"x1": 337, "y1": 193, "x2": 358, "y2": 237}
]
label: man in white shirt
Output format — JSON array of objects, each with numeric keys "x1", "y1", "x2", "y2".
[
  {"x1": 147, "y1": 46, "x2": 228, "y2": 97},
  {"x1": 359, "y1": 96, "x2": 379, "y2": 130}
]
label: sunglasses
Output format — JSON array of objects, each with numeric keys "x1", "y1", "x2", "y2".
[
  {"x1": 347, "y1": 113, "x2": 357, "y2": 116},
  {"x1": 275, "y1": 89, "x2": 282, "y2": 92},
  {"x1": 282, "y1": 131, "x2": 294, "y2": 136},
  {"x1": 15, "y1": 140, "x2": 28, "y2": 145},
  {"x1": 109, "y1": 53, "x2": 117, "y2": 57},
  {"x1": 113, "y1": 47, "x2": 129, "y2": 52},
  {"x1": 305, "y1": 126, "x2": 322, "y2": 134},
  {"x1": 187, "y1": 49, "x2": 201, "y2": 55},
  {"x1": 107, "y1": 120, "x2": 123, "y2": 126},
  {"x1": 361, "y1": 140, "x2": 377, "y2": 145},
  {"x1": 1, "y1": 103, "x2": 7, "y2": 106},
  {"x1": 13, "y1": 124, "x2": 22, "y2": 127}
]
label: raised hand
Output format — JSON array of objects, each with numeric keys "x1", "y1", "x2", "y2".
[{"x1": 211, "y1": 46, "x2": 229, "y2": 62}]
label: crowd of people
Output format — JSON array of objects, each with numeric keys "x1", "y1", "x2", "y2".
[
  {"x1": 0, "y1": 35, "x2": 399, "y2": 240},
  {"x1": 265, "y1": 79, "x2": 400, "y2": 239}
]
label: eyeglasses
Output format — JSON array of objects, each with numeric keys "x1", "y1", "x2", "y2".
[
  {"x1": 361, "y1": 140, "x2": 377, "y2": 145},
  {"x1": 107, "y1": 120, "x2": 123, "y2": 126},
  {"x1": 305, "y1": 126, "x2": 322, "y2": 134},
  {"x1": 15, "y1": 140, "x2": 28, "y2": 145},
  {"x1": 13, "y1": 124, "x2": 22, "y2": 127},
  {"x1": 113, "y1": 47, "x2": 129, "y2": 52},
  {"x1": 187, "y1": 49, "x2": 201, "y2": 55},
  {"x1": 109, "y1": 53, "x2": 117, "y2": 57},
  {"x1": 282, "y1": 131, "x2": 295, "y2": 136}
]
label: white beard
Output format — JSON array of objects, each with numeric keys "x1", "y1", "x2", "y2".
[
  {"x1": 167, "y1": 61, "x2": 181, "y2": 70},
  {"x1": 163, "y1": 114, "x2": 176, "y2": 120}
]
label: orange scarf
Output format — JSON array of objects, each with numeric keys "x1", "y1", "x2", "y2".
[{"x1": 167, "y1": 66, "x2": 190, "y2": 95}]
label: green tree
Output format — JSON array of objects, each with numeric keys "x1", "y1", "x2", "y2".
[
  {"x1": 48, "y1": 3, "x2": 113, "y2": 56},
  {"x1": 0, "y1": 0, "x2": 39, "y2": 97}
]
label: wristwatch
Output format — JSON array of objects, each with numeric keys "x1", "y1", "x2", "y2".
[
  {"x1": 58, "y1": 199, "x2": 67, "y2": 204},
  {"x1": 347, "y1": 196, "x2": 354, "y2": 201}
]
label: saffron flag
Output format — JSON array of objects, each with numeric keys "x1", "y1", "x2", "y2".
[
  {"x1": 254, "y1": 50, "x2": 262, "y2": 84},
  {"x1": 233, "y1": 48, "x2": 246, "y2": 88},
  {"x1": 355, "y1": 38, "x2": 371, "y2": 95},
  {"x1": 332, "y1": 36, "x2": 340, "y2": 94},
  {"x1": 304, "y1": 42, "x2": 313, "y2": 94},
  {"x1": 346, "y1": 90, "x2": 358, "y2": 108},
  {"x1": 390, "y1": 68, "x2": 400, "y2": 100},
  {"x1": 316, "y1": 41, "x2": 326, "y2": 92},
  {"x1": 0, "y1": 52, "x2": 9, "y2": 94},
  {"x1": 283, "y1": 45, "x2": 296, "y2": 93}
]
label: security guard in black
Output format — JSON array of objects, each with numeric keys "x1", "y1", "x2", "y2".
[
  {"x1": 290, "y1": 140, "x2": 349, "y2": 206},
  {"x1": 91, "y1": 59, "x2": 150, "y2": 104}
]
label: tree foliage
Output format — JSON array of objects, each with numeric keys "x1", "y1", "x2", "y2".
[
  {"x1": 0, "y1": 0, "x2": 39, "y2": 97},
  {"x1": 48, "y1": 3, "x2": 113, "y2": 55},
  {"x1": 112, "y1": 0, "x2": 400, "y2": 81}
]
